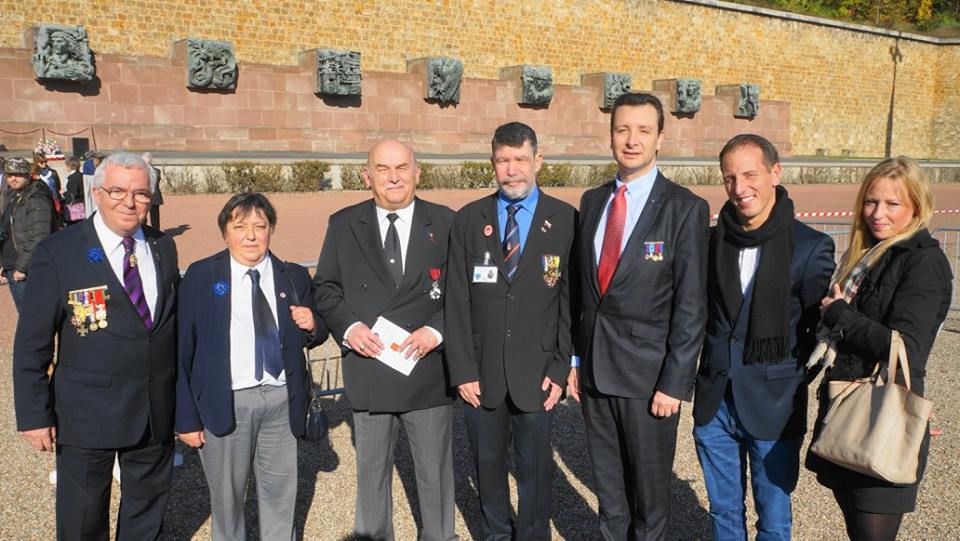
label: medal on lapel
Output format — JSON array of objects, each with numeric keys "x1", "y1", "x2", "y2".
[
  {"x1": 542, "y1": 254, "x2": 561, "y2": 287},
  {"x1": 68, "y1": 285, "x2": 110, "y2": 336},
  {"x1": 429, "y1": 267, "x2": 442, "y2": 300},
  {"x1": 644, "y1": 241, "x2": 665, "y2": 262},
  {"x1": 541, "y1": 219, "x2": 552, "y2": 233}
]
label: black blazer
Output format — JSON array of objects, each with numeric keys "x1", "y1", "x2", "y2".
[
  {"x1": 574, "y1": 173, "x2": 709, "y2": 400},
  {"x1": 445, "y1": 191, "x2": 575, "y2": 412},
  {"x1": 313, "y1": 197, "x2": 455, "y2": 412},
  {"x1": 693, "y1": 221, "x2": 834, "y2": 440},
  {"x1": 13, "y1": 218, "x2": 179, "y2": 449},
  {"x1": 820, "y1": 228, "x2": 952, "y2": 397},
  {"x1": 175, "y1": 251, "x2": 327, "y2": 438}
]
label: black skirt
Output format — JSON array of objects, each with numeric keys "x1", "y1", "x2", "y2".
[{"x1": 805, "y1": 383, "x2": 930, "y2": 514}]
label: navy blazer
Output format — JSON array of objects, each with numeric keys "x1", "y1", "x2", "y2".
[
  {"x1": 175, "y1": 250, "x2": 327, "y2": 438},
  {"x1": 574, "y1": 173, "x2": 710, "y2": 400},
  {"x1": 13, "y1": 218, "x2": 180, "y2": 449},
  {"x1": 693, "y1": 221, "x2": 834, "y2": 440}
]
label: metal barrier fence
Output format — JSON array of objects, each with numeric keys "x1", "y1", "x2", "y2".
[
  {"x1": 803, "y1": 221, "x2": 851, "y2": 264},
  {"x1": 932, "y1": 227, "x2": 960, "y2": 311}
]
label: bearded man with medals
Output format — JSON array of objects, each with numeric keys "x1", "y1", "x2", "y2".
[
  {"x1": 445, "y1": 122, "x2": 576, "y2": 540},
  {"x1": 13, "y1": 152, "x2": 180, "y2": 541}
]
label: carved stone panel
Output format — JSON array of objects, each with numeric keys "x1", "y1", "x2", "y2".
[
  {"x1": 186, "y1": 39, "x2": 238, "y2": 90},
  {"x1": 737, "y1": 83, "x2": 760, "y2": 117},
  {"x1": 520, "y1": 65, "x2": 554, "y2": 105},
  {"x1": 424, "y1": 57, "x2": 463, "y2": 104},
  {"x1": 31, "y1": 25, "x2": 95, "y2": 83},
  {"x1": 675, "y1": 79, "x2": 702, "y2": 114},
  {"x1": 583, "y1": 72, "x2": 631, "y2": 110},
  {"x1": 316, "y1": 49, "x2": 361, "y2": 96},
  {"x1": 602, "y1": 73, "x2": 631, "y2": 110}
]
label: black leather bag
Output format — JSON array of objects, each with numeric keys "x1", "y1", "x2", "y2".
[
  {"x1": 282, "y1": 263, "x2": 329, "y2": 442},
  {"x1": 302, "y1": 359, "x2": 329, "y2": 442}
]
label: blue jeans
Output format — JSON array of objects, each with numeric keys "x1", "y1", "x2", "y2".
[
  {"x1": 693, "y1": 393, "x2": 801, "y2": 541},
  {"x1": 4, "y1": 269, "x2": 26, "y2": 313}
]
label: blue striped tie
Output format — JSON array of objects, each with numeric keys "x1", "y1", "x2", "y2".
[{"x1": 502, "y1": 203, "x2": 521, "y2": 281}]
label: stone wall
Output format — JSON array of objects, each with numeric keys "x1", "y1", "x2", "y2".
[{"x1": 0, "y1": 0, "x2": 957, "y2": 158}]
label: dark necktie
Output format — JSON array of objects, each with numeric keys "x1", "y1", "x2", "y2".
[
  {"x1": 384, "y1": 212, "x2": 403, "y2": 287},
  {"x1": 502, "y1": 203, "x2": 521, "y2": 282},
  {"x1": 248, "y1": 268, "x2": 283, "y2": 380},
  {"x1": 121, "y1": 237, "x2": 153, "y2": 330},
  {"x1": 598, "y1": 185, "x2": 627, "y2": 296}
]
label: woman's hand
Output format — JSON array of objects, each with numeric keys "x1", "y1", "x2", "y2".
[{"x1": 820, "y1": 283, "x2": 843, "y2": 315}]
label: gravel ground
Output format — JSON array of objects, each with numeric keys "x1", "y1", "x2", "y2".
[{"x1": 1, "y1": 303, "x2": 959, "y2": 540}]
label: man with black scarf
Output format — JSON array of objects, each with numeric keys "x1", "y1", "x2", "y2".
[{"x1": 692, "y1": 134, "x2": 834, "y2": 541}]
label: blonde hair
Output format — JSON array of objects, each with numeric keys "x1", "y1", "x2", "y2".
[{"x1": 835, "y1": 156, "x2": 934, "y2": 286}]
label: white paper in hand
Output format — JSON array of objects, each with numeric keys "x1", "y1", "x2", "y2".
[{"x1": 371, "y1": 316, "x2": 417, "y2": 376}]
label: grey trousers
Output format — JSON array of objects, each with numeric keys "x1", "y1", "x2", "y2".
[
  {"x1": 353, "y1": 404, "x2": 458, "y2": 541},
  {"x1": 199, "y1": 385, "x2": 297, "y2": 541}
]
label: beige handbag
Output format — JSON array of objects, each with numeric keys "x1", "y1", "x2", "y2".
[{"x1": 810, "y1": 330, "x2": 933, "y2": 484}]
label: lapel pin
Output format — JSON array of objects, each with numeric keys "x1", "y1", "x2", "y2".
[
  {"x1": 279, "y1": 291, "x2": 287, "y2": 299},
  {"x1": 483, "y1": 224, "x2": 493, "y2": 237},
  {"x1": 541, "y1": 219, "x2": 552, "y2": 233},
  {"x1": 428, "y1": 231, "x2": 436, "y2": 242}
]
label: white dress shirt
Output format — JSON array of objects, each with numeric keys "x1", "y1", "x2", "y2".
[
  {"x1": 229, "y1": 254, "x2": 285, "y2": 390},
  {"x1": 739, "y1": 246, "x2": 761, "y2": 295},
  {"x1": 93, "y1": 213, "x2": 158, "y2": 318},
  {"x1": 375, "y1": 201, "x2": 415, "y2": 273}
]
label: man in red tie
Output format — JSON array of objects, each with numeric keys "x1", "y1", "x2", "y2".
[{"x1": 568, "y1": 92, "x2": 710, "y2": 540}]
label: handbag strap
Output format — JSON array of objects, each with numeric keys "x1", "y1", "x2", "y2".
[
  {"x1": 278, "y1": 260, "x2": 318, "y2": 398},
  {"x1": 885, "y1": 330, "x2": 912, "y2": 390}
]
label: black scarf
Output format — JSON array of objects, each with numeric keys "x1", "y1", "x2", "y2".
[{"x1": 712, "y1": 185, "x2": 794, "y2": 364}]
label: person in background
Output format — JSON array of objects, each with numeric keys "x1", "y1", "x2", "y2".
[
  {"x1": 806, "y1": 156, "x2": 952, "y2": 541},
  {"x1": 141, "y1": 152, "x2": 164, "y2": 230},
  {"x1": 0, "y1": 157, "x2": 55, "y2": 312},
  {"x1": 64, "y1": 156, "x2": 85, "y2": 226}
]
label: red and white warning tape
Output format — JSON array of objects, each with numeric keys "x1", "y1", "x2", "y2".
[{"x1": 711, "y1": 209, "x2": 960, "y2": 220}]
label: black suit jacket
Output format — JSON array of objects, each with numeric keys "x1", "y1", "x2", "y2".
[
  {"x1": 13, "y1": 218, "x2": 179, "y2": 448},
  {"x1": 574, "y1": 173, "x2": 709, "y2": 400},
  {"x1": 445, "y1": 191, "x2": 575, "y2": 412},
  {"x1": 313, "y1": 197, "x2": 454, "y2": 412},
  {"x1": 693, "y1": 221, "x2": 834, "y2": 440},
  {"x1": 175, "y1": 250, "x2": 327, "y2": 438}
]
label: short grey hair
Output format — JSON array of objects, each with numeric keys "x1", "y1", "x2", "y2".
[{"x1": 93, "y1": 152, "x2": 157, "y2": 193}]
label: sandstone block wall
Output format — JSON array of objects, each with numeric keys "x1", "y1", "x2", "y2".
[{"x1": 0, "y1": 0, "x2": 956, "y2": 158}]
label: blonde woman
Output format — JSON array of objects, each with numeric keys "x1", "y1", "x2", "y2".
[{"x1": 807, "y1": 156, "x2": 952, "y2": 540}]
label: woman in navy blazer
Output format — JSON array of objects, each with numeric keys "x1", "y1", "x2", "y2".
[{"x1": 175, "y1": 193, "x2": 327, "y2": 540}]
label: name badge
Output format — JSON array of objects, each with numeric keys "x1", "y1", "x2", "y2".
[{"x1": 472, "y1": 265, "x2": 498, "y2": 283}]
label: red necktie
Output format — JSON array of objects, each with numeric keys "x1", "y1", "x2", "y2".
[{"x1": 597, "y1": 185, "x2": 627, "y2": 296}]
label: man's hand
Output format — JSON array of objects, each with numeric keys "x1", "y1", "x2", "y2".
[
  {"x1": 650, "y1": 391, "x2": 681, "y2": 418},
  {"x1": 459, "y1": 381, "x2": 482, "y2": 408},
  {"x1": 177, "y1": 431, "x2": 205, "y2": 449},
  {"x1": 566, "y1": 367, "x2": 580, "y2": 403},
  {"x1": 13, "y1": 271, "x2": 26, "y2": 281},
  {"x1": 20, "y1": 427, "x2": 56, "y2": 452},
  {"x1": 289, "y1": 305, "x2": 316, "y2": 332},
  {"x1": 346, "y1": 323, "x2": 384, "y2": 357},
  {"x1": 399, "y1": 327, "x2": 439, "y2": 360},
  {"x1": 542, "y1": 376, "x2": 562, "y2": 411}
]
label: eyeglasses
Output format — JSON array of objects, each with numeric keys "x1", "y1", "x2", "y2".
[{"x1": 101, "y1": 186, "x2": 152, "y2": 204}]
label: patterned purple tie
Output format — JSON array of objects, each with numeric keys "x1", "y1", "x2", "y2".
[{"x1": 122, "y1": 237, "x2": 153, "y2": 330}]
